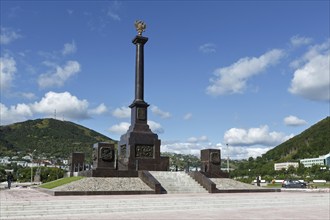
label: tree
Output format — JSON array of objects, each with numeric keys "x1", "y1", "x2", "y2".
[
  {"x1": 161, "y1": 152, "x2": 201, "y2": 171},
  {"x1": 297, "y1": 163, "x2": 306, "y2": 176},
  {"x1": 287, "y1": 165, "x2": 296, "y2": 176}
]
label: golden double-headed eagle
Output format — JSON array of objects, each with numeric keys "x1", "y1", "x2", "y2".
[{"x1": 135, "y1": 20, "x2": 146, "y2": 35}]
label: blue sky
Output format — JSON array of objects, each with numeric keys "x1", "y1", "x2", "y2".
[{"x1": 1, "y1": 1, "x2": 329, "y2": 159}]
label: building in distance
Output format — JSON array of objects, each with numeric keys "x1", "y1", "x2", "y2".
[
  {"x1": 299, "y1": 153, "x2": 330, "y2": 168},
  {"x1": 274, "y1": 162, "x2": 299, "y2": 171}
]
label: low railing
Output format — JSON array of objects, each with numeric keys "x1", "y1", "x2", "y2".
[
  {"x1": 188, "y1": 171, "x2": 217, "y2": 193},
  {"x1": 139, "y1": 170, "x2": 163, "y2": 194}
]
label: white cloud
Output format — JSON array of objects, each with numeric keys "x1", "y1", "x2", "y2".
[
  {"x1": 0, "y1": 55, "x2": 17, "y2": 91},
  {"x1": 219, "y1": 144, "x2": 272, "y2": 160},
  {"x1": 206, "y1": 49, "x2": 284, "y2": 96},
  {"x1": 183, "y1": 113, "x2": 192, "y2": 120},
  {"x1": 31, "y1": 91, "x2": 89, "y2": 119},
  {"x1": 0, "y1": 103, "x2": 33, "y2": 125},
  {"x1": 199, "y1": 43, "x2": 216, "y2": 53},
  {"x1": 67, "y1": 9, "x2": 74, "y2": 15},
  {"x1": 161, "y1": 136, "x2": 212, "y2": 157},
  {"x1": 151, "y1": 105, "x2": 171, "y2": 118},
  {"x1": 224, "y1": 125, "x2": 293, "y2": 147},
  {"x1": 107, "y1": 11, "x2": 120, "y2": 21},
  {"x1": 38, "y1": 60, "x2": 81, "y2": 88},
  {"x1": 161, "y1": 141, "x2": 205, "y2": 156},
  {"x1": 1, "y1": 91, "x2": 107, "y2": 125},
  {"x1": 148, "y1": 120, "x2": 164, "y2": 134},
  {"x1": 20, "y1": 92, "x2": 37, "y2": 100},
  {"x1": 108, "y1": 120, "x2": 164, "y2": 135},
  {"x1": 0, "y1": 27, "x2": 21, "y2": 45},
  {"x1": 284, "y1": 115, "x2": 307, "y2": 126},
  {"x1": 107, "y1": 1, "x2": 121, "y2": 21},
  {"x1": 289, "y1": 40, "x2": 330, "y2": 101},
  {"x1": 112, "y1": 106, "x2": 130, "y2": 118},
  {"x1": 89, "y1": 103, "x2": 108, "y2": 115},
  {"x1": 290, "y1": 35, "x2": 312, "y2": 47},
  {"x1": 108, "y1": 122, "x2": 130, "y2": 135},
  {"x1": 161, "y1": 140, "x2": 273, "y2": 159},
  {"x1": 187, "y1": 135, "x2": 209, "y2": 143},
  {"x1": 62, "y1": 41, "x2": 77, "y2": 55}
]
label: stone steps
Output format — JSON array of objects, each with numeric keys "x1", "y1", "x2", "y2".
[
  {"x1": 1, "y1": 194, "x2": 315, "y2": 219},
  {"x1": 149, "y1": 171, "x2": 207, "y2": 194},
  {"x1": 1, "y1": 188, "x2": 328, "y2": 220},
  {"x1": 0, "y1": 196, "x2": 263, "y2": 219}
]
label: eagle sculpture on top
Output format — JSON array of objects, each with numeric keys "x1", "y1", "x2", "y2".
[{"x1": 135, "y1": 20, "x2": 146, "y2": 36}]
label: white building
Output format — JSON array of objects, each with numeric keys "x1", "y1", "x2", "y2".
[
  {"x1": 300, "y1": 153, "x2": 330, "y2": 168},
  {"x1": 22, "y1": 155, "x2": 32, "y2": 161},
  {"x1": 274, "y1": 162, "x2": 299, "y2": 171},
  {"x1": 0, "y1": 157, "x2": 10, "y2": 165},
  {"x1": 16, "y1": 161, "x2": 28, "y2": 167}
]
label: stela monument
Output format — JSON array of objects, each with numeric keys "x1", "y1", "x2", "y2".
[{"x1": 118, "y1": 21, "x2": 169, "y2": 171}]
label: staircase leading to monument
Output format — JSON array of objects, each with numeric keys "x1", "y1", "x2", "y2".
[{"x1": 149, "y1": 171, "x2": 207, "y2": 194}]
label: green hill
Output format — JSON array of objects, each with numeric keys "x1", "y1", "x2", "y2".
[
  {"x1": 1, "y1": 117, "x2": 328, "y2": 167},
  {"x1": 263, "y1": 116, "x2": 330, "y2": 162},
  {"x1": 0, "y1": 118, "x2": 116, "y2": 162}
]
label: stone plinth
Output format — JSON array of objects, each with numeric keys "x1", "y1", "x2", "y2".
[
  {"x1": 118, "y1": 131, "x2": 169, "y2": 171},
  {"x1": 69, "y1": 152, "x2": 85, "y2": 172},
  {"x1": 201, "y1": 149, "x2": 228, "y2": 178},
  {"x1": 92, "y1": 142, "x2": 116, "y2": 170}
]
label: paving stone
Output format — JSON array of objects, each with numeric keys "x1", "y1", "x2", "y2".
[{"x1": 0, "y1": 188, "x2": 329, "y2": 220}]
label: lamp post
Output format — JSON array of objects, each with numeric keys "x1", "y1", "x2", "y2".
[
  {"x1": 226, "y1": 144, "x2": 229, "y2": 173},
  {"x1": 31, "y1": 149, "x2": 36, "y2": 184}
]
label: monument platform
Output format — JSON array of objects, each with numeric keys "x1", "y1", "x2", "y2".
[{"x1": 34, "y1": 171, "x2": 280, "y2": 196}]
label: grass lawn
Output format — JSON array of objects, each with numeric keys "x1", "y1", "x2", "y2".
[
  {"x1": 309, "y1": 183, "x2": 330, "y2": 188},
  {"x1": 39, "y1": 176, "x2": 84, "y2": 189},
  {"x1": 264, "y1": 183, "x2": 282, "y2": 188}
]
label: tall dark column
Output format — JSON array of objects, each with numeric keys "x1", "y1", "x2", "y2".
[
  {"x1": 117, "y1": 21, "x2": 169, "y2": 171},
  {"x1": 129, "y1": 35, "x2": 149, "y2": 127},
  {"x1": 133, "y1": 36, "x2": 148, "y2": 102}
]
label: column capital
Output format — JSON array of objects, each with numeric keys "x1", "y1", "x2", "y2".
[
  {"x1": 129, "y1": 100, "x2": 149, "y2": 108},
  {"x1": 132, "y1": 35, "x2": 148, "y2": 45}
]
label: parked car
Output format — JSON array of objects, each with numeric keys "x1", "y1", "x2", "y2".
[{"x1": 282, "y1": 180, "x2": 307, "y2": 188}]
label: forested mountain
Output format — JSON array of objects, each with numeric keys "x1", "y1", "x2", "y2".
[
  {"x1": 263, "y1": 117, "x2": 330, "y2": 162},
  {"x1": 1, "y1": 117, "x2": 329, "y2": 167},
  {"x1": 0, "y1": 118, "x2": 116, "y2": 161}
]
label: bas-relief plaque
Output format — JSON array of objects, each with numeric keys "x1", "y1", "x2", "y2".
[
  {"x1": 210, "y1": 152, "x2": 220, "y2": 164},
  {"x1": 93, "y1": 149, "x2": 97, "y2": 161},
  {"x1": 100, "y1": 147, "x2": 114, "y2": 162},
  {"x1": 135, "y1": 145, "x2": 153, "y2": 158},
  {"x1": 120, "y1": 145, "x2": 127, "y2": 158}
]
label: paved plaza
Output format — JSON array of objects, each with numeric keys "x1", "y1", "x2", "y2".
[{"x1": 0, "y1": 187, "x2": 329, "y2": 220}]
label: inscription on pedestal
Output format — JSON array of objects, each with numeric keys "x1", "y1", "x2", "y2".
[
  {"x1": 137, "y1": 108, "x2": 146, "y2": 120},
  {"x1": 135, "y1": 145, "x2": 153, "y2": 158}
]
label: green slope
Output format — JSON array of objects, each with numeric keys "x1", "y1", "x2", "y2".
[
  {"x1": 0, "y1": 118, "x2": 117, "y2": 161},
  {"x1": 263, "y1": 117, "x2": 330, "y2": 162}
]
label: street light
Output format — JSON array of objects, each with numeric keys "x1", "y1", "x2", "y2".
[
  {"x1": 31, "y1": 149, "x2": 36, "y2": 184},
  {"x1": 226, "y1": 143, "x2": 229, "y2": 173}
]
